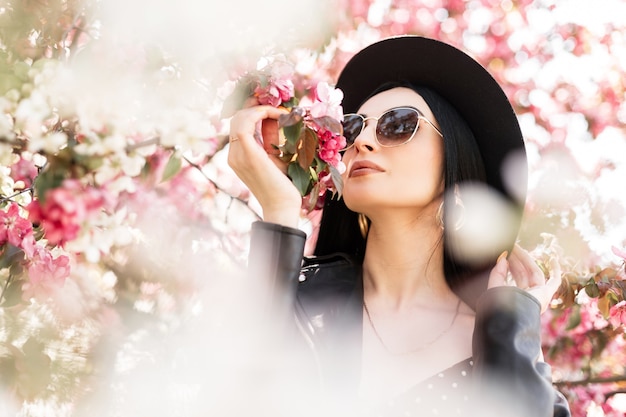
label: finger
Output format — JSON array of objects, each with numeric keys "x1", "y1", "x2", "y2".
[
  {"x1": 487, "y1": 251, "x2": 509, "y2": 289},
  {"x1": 507, "y1": 249, "x2": 530, "y2": 289},
  {"x1": 545, "y1": 257, "x2": 562, "y2": 295},
  {"x1": 509, "y1": 244, "x2": 543, "y2": 289},
  {"x1": 228, "y1": 106, "x2": 293, "y2": 183},
  {"x1": 230, "y1": 106, "x2": 288, "y2": 144}
]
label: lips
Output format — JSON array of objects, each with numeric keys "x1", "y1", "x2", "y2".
[{"x1": 349, "y1": 160, "x2": 385, "y2": 178}]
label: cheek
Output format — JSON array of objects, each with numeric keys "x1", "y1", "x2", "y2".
[
  {"x1": 339, "y1": 150, "x2": 355, "y2": 181},
  {"x1": 397, "y1": 152, "x2": 445, "y2": 196}
]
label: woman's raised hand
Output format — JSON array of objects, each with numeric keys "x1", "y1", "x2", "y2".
[
  {"x1": 487, "y1": 244, "x2": 562, "y2": 313},
  {"x1": 228, "y1": 103, "x2": 303, "y2": 228}
]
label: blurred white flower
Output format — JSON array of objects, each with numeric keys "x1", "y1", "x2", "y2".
[
  {"x1": 14, "y1": 91, "x2": 52, "y2": 136},
  {"x1": 28, "y1": 131, "x2": 68, "y2": 154}
]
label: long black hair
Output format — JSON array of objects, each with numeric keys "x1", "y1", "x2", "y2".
[{"x1": 313, "y1": 81, "x2": 491, "y2": 309}]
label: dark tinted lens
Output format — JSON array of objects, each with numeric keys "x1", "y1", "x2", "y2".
[
  {"x1": 376, "y1": 108, "x2": 419, "y2": 146},
  {"x1": 341, "y1": 115, "x2": 364, "y2": 146}
]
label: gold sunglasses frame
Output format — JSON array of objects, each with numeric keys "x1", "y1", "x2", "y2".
[{"x1": 341, "y1": 106, "x2": 443, "y2": 150}]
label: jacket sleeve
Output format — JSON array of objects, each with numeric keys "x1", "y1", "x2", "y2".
[
  {"x1": 248, "y1": 221, "x2": 307, "y2": 327},
  {"x1": 472, "y1": 286, "x2": 571, "y2": 417}
]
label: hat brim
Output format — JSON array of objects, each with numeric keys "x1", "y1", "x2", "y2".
[{"x1": 335, "y1": 36, "x2": 526, "y2": 206}]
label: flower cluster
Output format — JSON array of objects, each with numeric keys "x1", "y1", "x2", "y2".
[
  {"x1": 534, "y1": 234, "x2": 626, "y2": 416},
  {"x1": 608, "y1": 300, "x2": 626, "y2": 328},
  {"x1": 27, "y1": 179, "x2": 111, "y2": 247},
  {"x1": 253, "y1": 61, "x2": 295, "y2": 107},
  {"x1": 226, "y1": 61, "x2": 346, "y2": 210},
  {"x1": 0, "y1": 202, "x2": 71, "y2": 303}
]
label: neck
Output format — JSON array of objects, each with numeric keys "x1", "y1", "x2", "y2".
[{"x1": 362, "y1": 208, "x2": 455, "y2": 309}]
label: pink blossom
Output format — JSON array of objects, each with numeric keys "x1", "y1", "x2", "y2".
[
  {"x1": 254, "y1": 84, "x2": 283, "y2": 107},
  {"x1": 0, "y1": 202, "x2": 33, "y2": 247},
  {"x1": 566, "y1": 386, "x2": 597, "y2": 416},
  {"x1": 20, "y1": 233, "x2": 37, "y2": 258},
  {"x1": 9, "y1": 158, "x2": 38, "y2": 188},
  {"x1": 255, "y1": 80, "x2": 294, "y2": 107},
  {"x1": 253, "y1": 61, "x2": 295, "y2": 106},
  {"x1": 611, "y1": 245, "x2": 626, "y2": 262},
  {"x1": 541, "y1": 307, "x2": 569, "y2": 345},
  {"x1": 27, "y1": 180, "x2": 109, "y2": 246},
  {"x1": 603, "y1": 395, "x2": 626, "y2": 417},
  {"x1": 577, "y1": 300, "x2": 609, "y2": 333},
  {"x1": 309, "y1": 82, "x2": 344, "y2": 121},
  {"x1": 254, "y1": 74, "x2": 295, "y2": 108},
  {"x1": 21, "y1": 245, "x2": 71, "y2": 301},
  {"x1": 26, "y1": 246, "x2": 70, "y2": 287},
  {"x1": 317, "y1": 128, "x2": 346, "y2": 168},
  {"x1": 608, "y1": 300, "x2": 626, "y2": 328},
  {"x1": 163, "y1": 166, "x2": 214, "y2": 220}
]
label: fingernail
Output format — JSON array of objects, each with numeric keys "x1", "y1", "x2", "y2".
[{"x1": 497, "y1": 251, "x2": 508, "y2": 264}]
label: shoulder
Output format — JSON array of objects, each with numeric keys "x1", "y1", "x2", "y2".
[
  {"x1": 296, "y1": 253, "x2": 362, "y2": 323},
  {"x1": 299, "y1": 253, "x2": 360, "y2": 293}
]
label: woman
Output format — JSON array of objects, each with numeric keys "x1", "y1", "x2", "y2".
[{"x1": 228, "y1": 36, "x2": 570, "y2": 416}]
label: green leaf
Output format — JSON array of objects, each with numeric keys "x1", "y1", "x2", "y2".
[
  {"x1": 74, "y1": 153, "x2": 104, "y2": 171},
  {"x1": 281, "y1": 121, "x2": 303, "y2": 149},
  {"x1": 597, "y1": 295, "x2": 611, "y2": 319},
  {"x1": 33, "y1": 168, "x2": 66, "y2": 204},
  {"x1": 565, "y1": 305, "x2": 581, "y2": 330},
  {"x1": 288, "y1": 162, "x2": 311, "y2": 197},
  {"x1": 606, "y1": 291, "x2": 619, "y2": 305},
  {"x1": 584, "y1": 280, "x2": 600, "y2": 298},
  {"x1": 161, "y1": 153, "x2": 182, "y2": 182},
  {"x1": 0, "y1": 244, "x2": 24, "y2": 269},
  {"x1": 279, "y1": 107, "x2": 305, "y2": 148},
  {"x1": 297, "y1": 128, "x2": 317, "y2": 171}
]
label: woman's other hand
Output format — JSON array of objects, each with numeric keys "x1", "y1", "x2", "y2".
[
  {"x1": 228, "y1": 104, "x2": 303, "y2": 228},
  {"x1": 487, "y1": 244, "x2": 562, "y2": 313}
]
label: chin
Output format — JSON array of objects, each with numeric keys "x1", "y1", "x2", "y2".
[{"x1": 342, "y1": 190, "x2": 387, "y2": 214}]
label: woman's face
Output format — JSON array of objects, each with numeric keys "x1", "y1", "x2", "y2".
[{"x1": 341, "y1": 87, "x2": 445, "y2": 217}]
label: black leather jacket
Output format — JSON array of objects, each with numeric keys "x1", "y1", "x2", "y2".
[{"x1": 249, "y1": 221, "x2": 571, "y2": 416}]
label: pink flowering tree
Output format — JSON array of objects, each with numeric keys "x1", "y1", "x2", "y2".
[{"x1": 0, "y1": 0, "x2": 625, "y2": 416}]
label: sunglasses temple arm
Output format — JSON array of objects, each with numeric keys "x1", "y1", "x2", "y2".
[{"x1": 421, "y1": 117, "x2": 444, "y2": 138}]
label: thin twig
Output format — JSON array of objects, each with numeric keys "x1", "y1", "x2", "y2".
[
  {"x1": 605, "y1": 390, "x2": 626, "y2": 399},
  {"x1": 0, "y1": 187, "x2": 34, "y2": 204},
  {"x1": 126, "y1": 137, "x2": 161, "y2": 152},
  {"x1": 0, "y1": 137, "x2": 25, "y2": 148},
  {"x1": 554, "y1": 374, "x2": 626, "y2": 387}
]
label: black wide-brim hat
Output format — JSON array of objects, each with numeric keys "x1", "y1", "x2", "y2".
[{"x1": 335, "y1": 36, "x2": 527, "y2": 209}]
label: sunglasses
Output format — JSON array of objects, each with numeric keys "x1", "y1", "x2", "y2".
[{"x1": 341, "y1": 106, "x2": 443, "y2": 150}]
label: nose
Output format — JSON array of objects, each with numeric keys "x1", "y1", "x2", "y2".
[{"x1": 352, "y1": 117, "x2": 377, "y2": 151}]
